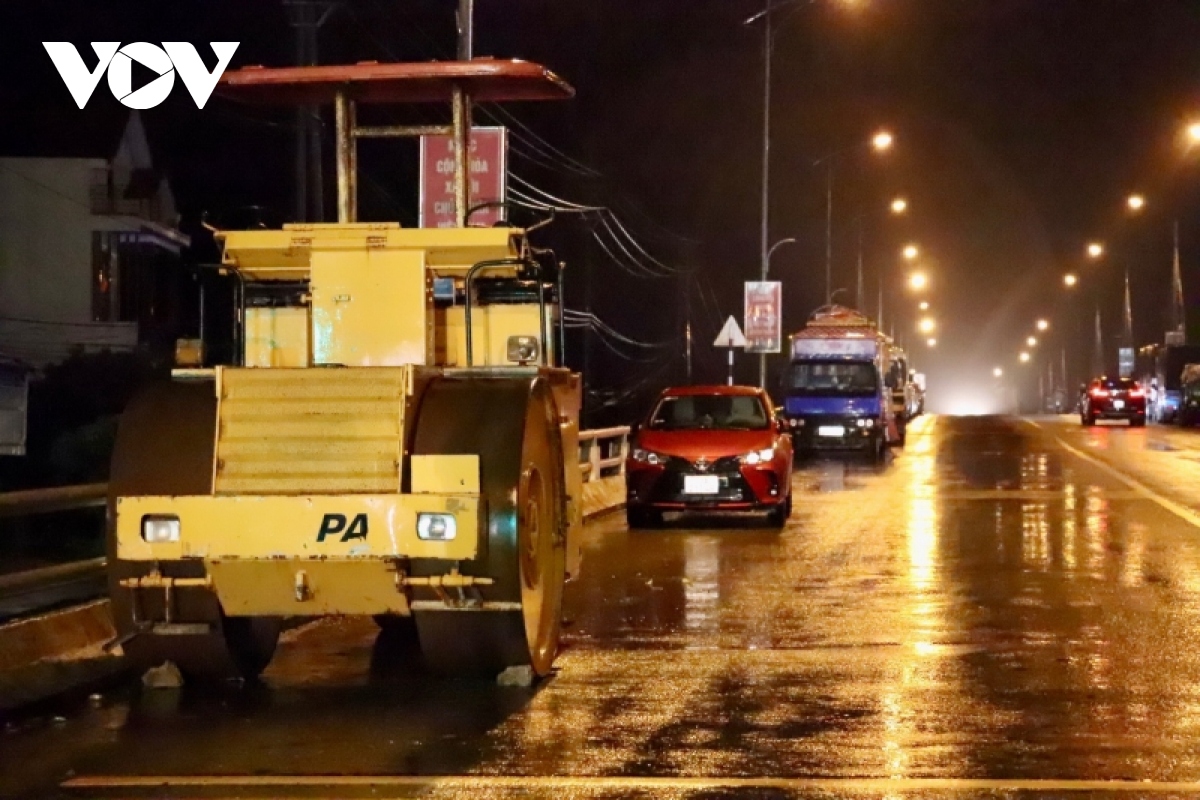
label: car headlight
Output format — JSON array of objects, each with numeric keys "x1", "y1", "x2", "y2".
[
  {"x1": 142, "y1": 515, "x2": 180, "y2": 543},
  {"x1": 854, "y1": 418, "x2": 875, "y2": 428},
  {"x1": 740, "y1": 447, "x2": 776, "y2": 465},
  {"x1": 631, "y1": 448, "x2": 667, "y2": 466},
  {"x1": 417, "y1": 513, "x2": 457, "y2": 541}
]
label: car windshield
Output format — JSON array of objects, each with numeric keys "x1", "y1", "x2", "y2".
[
  {"x1": 783, "y1": 361, "x2": 878, "y2": 397},
  {"x1": 648, "y1": 394, "x2": 769, "y2": 431}
]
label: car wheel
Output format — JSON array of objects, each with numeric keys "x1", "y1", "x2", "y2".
[
  {"x1": 626, "y1": 506, "x2": 661, "y2": 529},
  {"x1": 766, "y1": 497, "x2": 789, "y2": 528},
  {"x1": 1131, "y1": 418, "x2": 1145, "y2": 427}
]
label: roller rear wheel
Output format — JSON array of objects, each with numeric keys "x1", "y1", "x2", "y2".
[
  {"x1": 409, "y1": 376, "x2": 567, "y2": 678},
  {"x1": 108, "y1": 382, "x2": 280, "y2": 682}
]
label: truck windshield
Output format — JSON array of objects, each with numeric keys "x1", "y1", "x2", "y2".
[
  {"x1": 783, "y1": 361, "x2": 878, "y2": 397},
  {"x1": 648, "y1": 394, "x2": 770, "y2": 431}
]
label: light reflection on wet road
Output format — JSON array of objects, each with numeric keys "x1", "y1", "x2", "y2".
[{"x1": 12, "y1": 415, "x2": 1200, "y2": 797}]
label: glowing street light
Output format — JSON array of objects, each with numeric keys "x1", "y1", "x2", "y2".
[
  {"x1": 1026, "y1": 336, "x2": 1038, "y2": 347},
  {"x1": 872, "y1": 130, "x2": 894, "y2": 152},
  {"x1": 890, "y1": 197, "x2": 908, "y2": 214},
  {"x1": 1019, "y1": 351, "x2": 1031, "y2": 363},
  {"x1": 909, "y1": 271, "x2": 929, "y2": 291},
  {"x1": 1036, "y1": 319, "x2": 1049, "y2": 331},
  {"x1": 1087, "y1": 242, "x2": 1104, "y2": 259},
  {"x1": 993, "y1": 367, "x2": 1004, "y2": 378},
  {"x1": 1187, "y1": 121, "x2": 1200, "y2": 144},
  {"x1": 919, "y1": 301, "x2": 930, "y2": 311},
  {"x1": 918, "y1": 317, "x2": 936, "y2": 334},
  {"x1": 1127, "y1": 193, "x2": 1146, "y2": 212},
  {"x1": 1064, "y1": 272, "x2": 1078, "y2": 288},
  {"x1": 926, "y1": 337, "x2": 937, "y2": 348},
  {"x1": 903, "y1": 244, "x2": 919, "y2": 261}
]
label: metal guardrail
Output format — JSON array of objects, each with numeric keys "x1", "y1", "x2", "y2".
[{"x1": 0, "y1": 482, "x2": 107, "y2": 519}]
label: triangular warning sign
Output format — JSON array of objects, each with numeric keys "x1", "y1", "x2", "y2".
[{"x1": 713, "y1": 316, "x2": 746, "y2": 348}]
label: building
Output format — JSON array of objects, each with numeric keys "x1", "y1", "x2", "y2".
[{"x1": 0, "y1": 111, "x2": 189, "y2": 367}]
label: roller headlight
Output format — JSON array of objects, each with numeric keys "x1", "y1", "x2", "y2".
[
  {"x1": 417, "y1": 513, "x2": 457, "y2": 541},
  {"x1": 740, "y1": 447, "x2": 777, "y2": 465},
  {"x1": 142, "y1": 515, "x2": 180, "y2": 543},
  {"x1": 631, "y1": 448, "x2": 667, "y2": 466}
]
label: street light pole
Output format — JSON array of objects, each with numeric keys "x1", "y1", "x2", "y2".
[
  {"x1": 756, "y1": 1, "x2": 773, "y2": 389},
  {"x1": 826, "y1": 160, "x2": 833, "y2": 303}
]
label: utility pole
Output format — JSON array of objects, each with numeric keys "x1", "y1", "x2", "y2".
[
  {"x1": 757, "y1": 0, "x2": 772, "y2": 389},
  {"x1": 457, "y1": 0, "x2": 474, "y2": 59},
  {"x1": 825, "y1": 162, "x2": 833, "y2": 304},
  {"x1": 285, "y1": 1, "x2": 335, "y2": 222},
  {"x1": 855, "y1": 217, "x2": 864, "y2": 311}
]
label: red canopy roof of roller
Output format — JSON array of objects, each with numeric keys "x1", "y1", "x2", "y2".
[{"x1": 217, "y1": 59, "x2": 574, "y2": 105}]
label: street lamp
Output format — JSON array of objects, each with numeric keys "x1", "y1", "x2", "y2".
[
  {"x1": 919, "y1": 301, "x2": 930, "y2": 311},
  {"x1": 1036, "y1": 319, "x2": 1049, "y2": 331},
  {"x1": 1064, "y1": 272, "x2": 1078, "y2": 288},
  {"x1": 993, "y1": 367, "x2": 1003, "y2": 378},
  {"x1": 1019, "y1": 351, "x2": 1031, "y2": 363},
  {"x1": 1187, "y1": 121, "x2": 1200, "y2": 145},
  {"x1": 1127, "y1": 193, "x2": 1146, "y2": 212},
  {"x1": 1027, "y1": 336, "x2": 1038, "y2": 347},
  {"x1": 908, "y1": 271, "x2": 928, "y2": 291},
  {"x1": 926, "y1": 337, "x2": 937, "y2": 347},
  {"x1": 872, "y1": 130, "x2": 894, "y2": 152},
  {"x1": 918, "y1": 317, "x2": 936, "y2": 334},
  {"x1": 890, "y1": 197, "x2": 907, "y2": 214},
  {"x1": 903, "y1": 244, "x2": 919, "y2": 261},
  {"x1": 1087, "y1": 242, "x2": 1104, "y2": 259}
]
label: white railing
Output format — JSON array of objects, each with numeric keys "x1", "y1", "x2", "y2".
[
  {"x1": 0, "y1": 428, "x2": 633, "y2": 516},
  {"x1": 578, "y1": 426, "x2": 630, "y2": 483}
]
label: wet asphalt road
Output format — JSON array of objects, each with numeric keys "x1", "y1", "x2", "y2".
[{"x1": 12, "y1": 415, "x2": 1200, "y2": 797}]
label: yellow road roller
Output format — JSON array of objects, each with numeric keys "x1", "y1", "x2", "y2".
[{"x1": 106, "y1": 60, "x2": 583, "y2": 681}]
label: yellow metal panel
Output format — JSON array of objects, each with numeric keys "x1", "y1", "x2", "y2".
[
  {"x1": 470, "y1": 304, "x2": 547, "y2": 367},
  {"x1": 310, "y1": 248, "x2": 429, "y2": 367},
  {"x1": 115, "y1": 493, "x2": 480, "y2": 562},
  {"x1": 206, "y1": 559, "x2": 409, "y2": 617},
  {"x1": 243, "y1": 307, "x2": 310, "y2": 367},
  {"x1": 410, "y1": 454, "x2": 480, "y2": 494},
  {"x1": 214, "y1": 367, "x2": 407, "y2": 495}
]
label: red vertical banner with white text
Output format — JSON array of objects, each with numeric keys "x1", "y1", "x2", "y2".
[
  {"x1": 744, "y1": 281, "x2": 782, "y2": 353},
  {"x1": 419, "y1": 126, "x2": 508, "y2": 228}
]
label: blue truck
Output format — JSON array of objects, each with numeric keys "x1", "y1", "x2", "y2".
[{"x1": 778, "y1": 306, "x2": 901, "y2": 462}]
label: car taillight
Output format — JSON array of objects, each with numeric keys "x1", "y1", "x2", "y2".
[
  {"x1": 1090, "y1": 389, "x2": 1109, "y2": 398},
  {"x1": 1130, "y1": 389, "x2": 1144, "y2": 398}
]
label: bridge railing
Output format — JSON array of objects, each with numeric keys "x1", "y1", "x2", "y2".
[
  {"x1": 0, "y1": 426, "x2": 633, "y2": 518},
  {"x1": 578, "y1": 426, "x2": 631, "y2": 483}
]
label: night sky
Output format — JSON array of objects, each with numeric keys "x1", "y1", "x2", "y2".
[{"x1": 7, "y1": 1, "x2": 1200, "y2": 419}]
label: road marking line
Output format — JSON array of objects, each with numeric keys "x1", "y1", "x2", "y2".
[
  {"x1": 1027, "y1": 421, "x2": 1200, "y2": 530},
  {"x1": 61, "y1": 774, "x2": 1200, "y2": 793}
]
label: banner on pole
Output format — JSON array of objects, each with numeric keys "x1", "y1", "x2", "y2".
[{"x1": 743, "y1": 281, "x2": 781, "y2": 353}]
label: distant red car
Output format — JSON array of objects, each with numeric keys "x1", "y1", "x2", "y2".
[{"x1": 625, "y1": 385, "x2": 794, "y2": 528}]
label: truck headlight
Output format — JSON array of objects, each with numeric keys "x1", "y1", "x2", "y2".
[
  {"x1": 855, "y1": 418, "x2": 875, "y2": 428},
  {"x1": 142, "y1": 515, "x2": 180, "y2": 543},
  {"x1": 507, "y1": 335, "x2": 540, "y2": 364},
  {"x1": 740, "y1": 448, "x2": 776, "y2": 465},
  {"x1": 417, "y1": 513, "x2": 457, "y2": 541}
]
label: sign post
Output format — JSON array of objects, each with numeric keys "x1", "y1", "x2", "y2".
[
  {"x1": 714, "y1": 316, "x2": 747, "y2": 386},
  {"x1": 419, "y1": 126, "x2": 508, "y2": 228}
]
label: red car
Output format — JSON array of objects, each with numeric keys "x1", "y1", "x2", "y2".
[{"x1": 625, "y1": 385, "x2": 794, "y2": 528}]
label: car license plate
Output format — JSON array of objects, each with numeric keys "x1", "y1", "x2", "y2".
[
  {"x1": 683, "y1": 475, "x2": 720, "y2": 494},
  {"x1": 817, "y1": 425, "x2": 845, "y2": 437},
  {"x1": 1113, "y1": 400, "x2": 1125, "y2": 409}
]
